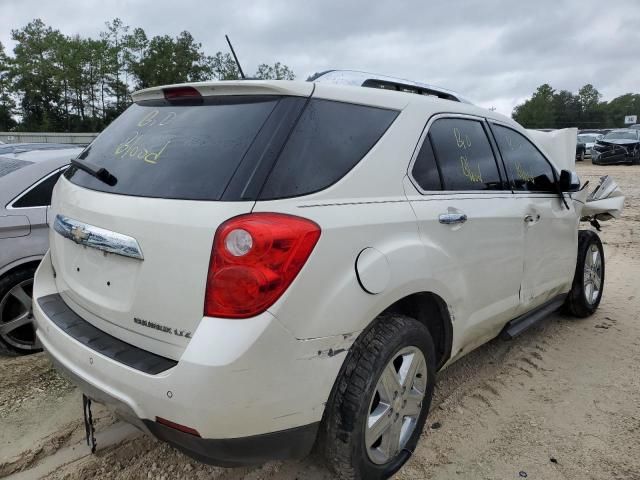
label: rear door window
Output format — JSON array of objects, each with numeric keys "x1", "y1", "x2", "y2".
[
  {"x1": 259, "y1": 99, "x2": 398, "y2": 199},
  {"x1": 429, "y1": 118, "x2": 503, "y2": 191},
  {"x1": 411, "y1": 136, "x2": 442, "y2": 191},
  {"x1": 66, "y1": 96, "x2": 281, "y2": 201},
  {"x1": 492, "y1": 124, "x2": 557, "y2": 192}
]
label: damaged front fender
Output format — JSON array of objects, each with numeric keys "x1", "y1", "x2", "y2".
[{"x1": 573, "y1": 175, "x2": 625, "y2": 222}]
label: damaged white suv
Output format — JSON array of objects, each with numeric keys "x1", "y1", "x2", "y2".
[{"x1": 34, "y1": 72, "x2": 618, "y2": 479}]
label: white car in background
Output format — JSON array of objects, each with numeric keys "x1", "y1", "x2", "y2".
[
  {"x1": 578, "y1": 132, "x2": 603, "y2": 158},
  {"x1": 33, "y1": 73, "x2": 619, "y2": 479}
]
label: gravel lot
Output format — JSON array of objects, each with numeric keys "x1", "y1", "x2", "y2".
[{"x1": 1, "y1": 160, "x2": 638, "y2": 480}]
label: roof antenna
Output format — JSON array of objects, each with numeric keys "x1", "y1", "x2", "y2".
[{"x1": 225, "y1": 34, "x2": 246, "y2": 80}]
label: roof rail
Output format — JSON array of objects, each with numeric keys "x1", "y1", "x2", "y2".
[{"x1": 309, "y1": 70, "x2": 472, "y2": 104}]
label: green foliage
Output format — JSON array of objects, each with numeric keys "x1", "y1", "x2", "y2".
[
  {"x1": 254, "y1": 62, "x2": 295, "y2": 80},
  {"x1": 513, "y1": 83, "x2": 639, "y2": 129},
  {"x1": 2, "y1": 18, "x2": 295, "y2": 132},
  {"x1": 0, "y1": 42, "x2": 17, "y2": 130}
]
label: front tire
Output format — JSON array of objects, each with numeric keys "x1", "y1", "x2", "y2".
[
  {"x1": 564, "y1": 230, "x2": 604, "y2": 318},
  {"x1": 322, "y1": 314, "x2": 436, "y2": 480}
]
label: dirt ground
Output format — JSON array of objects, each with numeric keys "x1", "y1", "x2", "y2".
[{"x1": 1, "y1": 160, "x2": 638, "y2": 480}]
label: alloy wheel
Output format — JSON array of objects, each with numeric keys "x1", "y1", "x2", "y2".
[
  {"x1": 583, "y1": 243, "x2": 602, "y2": 305},
  {"x1": 0, "y1": 279, "x2": 38, "y2": 351},
  {"x1": 365, "y1": 346, "x2": 427, "y2": 464}
]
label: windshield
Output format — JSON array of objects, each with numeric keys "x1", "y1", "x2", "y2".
[
  {"x1": 603, "y1": 131, "x2": 638, "y2": 141},
  {"x1": 66, "y1": 96, "x2": 281, "y2": 201},
  {"x1": 578, "y1": 134, "x2": 600, "y2": 143}
]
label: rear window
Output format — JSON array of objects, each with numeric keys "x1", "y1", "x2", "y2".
[
  {"x1": 0, "y1": 157, "x2": 33, "y2": 178},
  {"x1": 66, "y1": 95, "x2": 398, "y2": 201},
  {"x1": 259, "y1": 99, "x2": 398, "y2": 199},
  {"x1": 66, "y1": 96, "x2": 281, "y2": 200}
]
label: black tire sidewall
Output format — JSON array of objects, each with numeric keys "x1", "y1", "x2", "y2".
[
  {"x1": 326, "y1": 315, "x2": 436, "y2": 479},
  {"x1": 566, "y1": 230, "x2": 604, "y2": 317}
]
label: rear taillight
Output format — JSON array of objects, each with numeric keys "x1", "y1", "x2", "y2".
[{"x1": 204, "y1": 213, "x2": 321, "y2": 319}]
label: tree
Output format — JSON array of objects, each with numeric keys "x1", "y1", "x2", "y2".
[
  {"x1": 0, "y1": 42, "x2": 17, "y2": 130},
  {"x1": 577, "y1": 84, "x2": 605, "y2": 128},
  {"x1": 512, "y1": 84, "x2": 556, "y2": 128},
  {"x1": 10, "y1": 19, "x2": 65, "y2": 131},
  {"x1": 209, "y1": 52, "x2": 240, "y2": 80},
  {"x1": 550, "y1": 90, "x2": 580, "y2": 128},
  {"x1": 604, "y1": 93, "x2": 640, "y2": 127},
  {"x1": 254, "y1": 62, "x2": 295, "y2": 80},
  {"x1": 129, "y1": 32, "x2": 214, "y2": 89},
  {"x1": 3, "y1": 18, "x2": 296, "y2": 132}
]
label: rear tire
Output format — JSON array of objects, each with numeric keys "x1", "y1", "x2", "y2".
[
  {"x1": 0, "y1": 266, "x2": 40, "y2": 356},
  {"x1": 564, "y1": 230, "x2": 604, "y2": 318},
  {"x1": 321, "y1": 314, "x2": 436, "y2": 480}
]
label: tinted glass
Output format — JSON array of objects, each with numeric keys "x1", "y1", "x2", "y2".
[
  {"x1": 411, "y1": 136, "x2": 442, "y2": 191},
  {"x1": 429, "y1": 118, "x2": 502, "y2": 191},
  {"x1": 492, "y1": 125, "x2": 556, "y2": 192},
  {"x1": 13, "y1": 170, "x2": 64, "y2": 208},
  {"x1": 66, "y1": 96, "x2": 280, "y2": 200},
  {"x1": 0, "y1": 157, "x2": 33, "y2": 178},
  {"x1": 604, "y1": 130, "x2": 639, "y2": 141},
  {"x1": 259, "y1": 99, "x2": 398, "y2": 199}
]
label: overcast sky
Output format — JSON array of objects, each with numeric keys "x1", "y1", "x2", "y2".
[{"x1": 1, "y1": 0, "x2": 638, "y2": 116}]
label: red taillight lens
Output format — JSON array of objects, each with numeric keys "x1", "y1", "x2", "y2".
[
  {"x1": 163, "y1": 86, "x2": 202, "y2": 100},
  {"x1": 204, "y1": 213, "x2": 321, "y2": 319}
]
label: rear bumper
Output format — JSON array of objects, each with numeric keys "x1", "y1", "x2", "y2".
[
  {"x1": 47, "y1": 348, "x2": 318, "y2": 466},
  {"x1": 34, "y1": 251, "x2": 349, "y2": 465},
  {"x1": 143, "y1": 420, "x2": 319, "y2": 467}
]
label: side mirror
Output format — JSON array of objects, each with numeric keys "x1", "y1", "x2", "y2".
[{"x1": 558, "y1": 169, "x2": 580, "y2": 192}]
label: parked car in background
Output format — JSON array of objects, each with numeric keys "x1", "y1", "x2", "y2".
[
  {"x1": 0, "y1": 145, "x2": 82, "y2": 354},
  {"x1": 592, "y1": 129, "x2": 640, "y2": 165},
  {"x1": 0, "y1": 143, "x2": 79, "y2": 156},
  {"x1": 577, "y1": 133, "x2": 602, "y2": 158},
  {"x1": 576, "y1": 139, "x2": 586, "y2": 161},
  {"x1": 34, "y1": 75, "x2": 612, "y2": 479}
]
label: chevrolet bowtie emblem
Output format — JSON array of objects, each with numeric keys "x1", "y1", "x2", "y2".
[{"x1": 70, "y1": 225, "x2": 89, "y2": 243}]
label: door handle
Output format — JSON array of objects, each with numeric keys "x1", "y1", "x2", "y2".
[
  {"x1": 524, "y1": 214, "x2": 541, "y2": 224},
  {"x1": 439, "y1": 213, "x2": 467, "y2": 225}
]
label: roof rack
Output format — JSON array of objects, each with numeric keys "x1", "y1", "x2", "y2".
[{"x1": 309, "y1": 70, "x2": 472, "y2": 104}]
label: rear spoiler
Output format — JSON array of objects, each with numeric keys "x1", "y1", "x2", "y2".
[{"x1": 131, "y1": 80, "x2": 314, "y2": 103}]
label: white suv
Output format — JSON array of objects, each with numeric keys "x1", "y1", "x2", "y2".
[{"x1": 34, "y1": 74, "x2": 604, "y2": 479}]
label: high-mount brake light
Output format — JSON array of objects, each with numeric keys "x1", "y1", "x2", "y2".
[
  {"x1": 204, "y1": 213, "x2": 321, "y2": 319},
  {"x1": 163, "y1": 86, "x2": 202, "y2": 100}
]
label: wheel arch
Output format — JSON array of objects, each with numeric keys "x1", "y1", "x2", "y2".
[
  {"x1": 380, "y1": 291, "x2": 453, "y2": 370},
  {"x1": 0, "y1": 256, "x2": 43, "y2": 279}
]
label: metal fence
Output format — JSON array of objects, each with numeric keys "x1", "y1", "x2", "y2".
[{"x1": 0, "y1": 132, "x2": 98, "y2": 145}]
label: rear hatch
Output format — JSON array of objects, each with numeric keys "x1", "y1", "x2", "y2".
[{"x1": 49, "y1": 82, "x2": 312, "y2": 359}]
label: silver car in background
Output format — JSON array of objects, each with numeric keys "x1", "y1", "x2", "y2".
[{"x1": 0, "y1": 145, "x2": 83, "y2": 354}]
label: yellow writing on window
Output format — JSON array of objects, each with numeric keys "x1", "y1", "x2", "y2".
[
  {"x1": 454, "y1": 128, "x2": 471, "y2": 150},
  {"x1": 460, "y1": 155, "x2": 483, "y2": 183},
  {"x1": 515, "y1": 162, "x2": 535, "y2": 183},
  {"x1": 137, "y1": 110, "x2": 177, "y2": 128},
  {"x1": 114, "y1": 131, "x2": 170, "y2": 164}
]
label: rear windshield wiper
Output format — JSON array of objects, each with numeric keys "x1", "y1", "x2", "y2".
[{"x1": 70, "y1": 159, "x2": 117, "y2": 186}]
